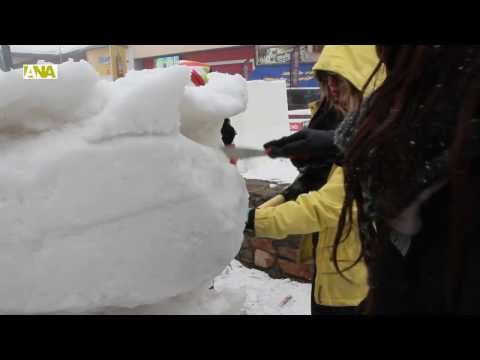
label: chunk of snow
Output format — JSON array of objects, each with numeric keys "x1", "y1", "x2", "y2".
[
  {"x1": 231, "y1": 80, "x2": 298, "y2": 183},
  {"x1": 0, "y1": 60, "x2": 248, "y2": 313},
  {"x1": 0, "y1": 60, "x2": 108, "y2": 134},
  {"x1": 180, "y1": 72, "x2": 248, "y2": 146}
]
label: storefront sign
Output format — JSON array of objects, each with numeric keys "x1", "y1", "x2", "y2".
[
  {"x1": 249, "y1": 63, "x2": 317, "y2": 87},
  {"x1": 256, "y1": 46, "x2": 317, "y2": 65},
  {"x1": 98, "y1": 56, "x2": 110, "y2": 65},
  {"x1": 290, "y1": 46, "x2": 300, "y2": 87},
  {"x1": 155, "y1": 55, "x2": 180, "y2": 68}
]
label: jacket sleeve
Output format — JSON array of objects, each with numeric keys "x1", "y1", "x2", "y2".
[{"x1": 255, "y1": 166, "x2": 349, "y2": 239}]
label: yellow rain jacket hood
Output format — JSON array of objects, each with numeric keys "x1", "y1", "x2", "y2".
[
  {"x1": 254, "y1": 46, "x2": 385, "y2": 307},
  {"x1": 313, "y1": 45, "x2": 385, "y2": 98}
]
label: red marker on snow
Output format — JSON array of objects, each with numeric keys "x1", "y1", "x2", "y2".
[{"x1": 280, "y1": 295, "x2": 293, "y2": 307}]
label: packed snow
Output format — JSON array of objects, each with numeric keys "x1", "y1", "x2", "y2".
[
  {"x1": 0, "y1": 60, "x2": 249, "y2": 314},
  {"x1": 0, "y1": 60, "x2": 108, "y2": 134},
  {"x1": 180, "y1": 72, "x2": 248, "y2": 146},
  {"x1": 104, "y1": 260, "x2": 310, "y2": 315},
  {"x1": 214, "y1": 260, "x2": 310, "y2": 315}
]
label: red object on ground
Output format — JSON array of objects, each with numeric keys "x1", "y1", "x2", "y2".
[{"x1": 280, "y1": 295, "x2": 293, "y2": 307}]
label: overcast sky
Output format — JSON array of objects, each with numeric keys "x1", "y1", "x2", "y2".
[{"x1": 10, "y1": 45, "x2": 93, "y2": 54}]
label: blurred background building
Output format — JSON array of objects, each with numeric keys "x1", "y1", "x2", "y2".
[
  {"x1": 8, "y1": 45, "x2": 128, "y2": 81},
  {"x1": 4, "y1": 44, "x2": 324, "y2": 123}
]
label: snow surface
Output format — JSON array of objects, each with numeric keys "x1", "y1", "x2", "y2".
[
  {"x1": 214, "y1": 260, "x2": 310, "y2": 315},
  {"x1": 180, "y1": 72, "x2": 248, "y2": 146},
  {"x1": 0, "y1": 60, "x2": 108, "y2": 134},
  {"x1": 231, "y1": 80, "x2": 299, "y2": 184},
  {"x1": 103, "y1": 260, "x2": 310, "y2": 315},
  {"x1": 240, "y1": 158, "x2": 298, "y2": 184},
  {"x1": 0, "y1": 60, "x2": 249, "y2": 314}
]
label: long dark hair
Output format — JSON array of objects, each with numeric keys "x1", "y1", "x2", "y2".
[{"x1": 332, "y1": 45, "x2": 480, "y2": 311}]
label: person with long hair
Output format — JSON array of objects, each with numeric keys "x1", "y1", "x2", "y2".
[
  {"x1": 267, "y1": 45, "x2": 480, "y2": 313},
  {"x1": 279, "y1": 45, "x2": 377, "y2": 202},
  {"x1": 333, "y1": 45, "x2": 480, "y2": 313},
  {"x1": 246, "y1": 45, "x2": 385, "y2": 315}
]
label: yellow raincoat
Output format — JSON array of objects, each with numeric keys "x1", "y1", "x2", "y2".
[
  {"x1": 255, "y1": 166, "x2": 367, "y2": 306},
  {"x1": 255, "y1": 45, "x2": 385, "y2": 307}
]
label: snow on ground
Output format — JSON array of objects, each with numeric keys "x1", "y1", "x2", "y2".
[
  {"x1": 101, "y1": 280, "x2": 247, "y2": 315},
  {"x1": 103, "y1": 260, "x2": 310, "y2": 315},
  {"x1": 214, "y1": 260, "x2": 310, "y2": 315},
  {"x1": 239, "y1": 157, "x2": 298, "y2": 184}
]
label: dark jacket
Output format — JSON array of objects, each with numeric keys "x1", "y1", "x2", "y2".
[
  {"x1": 281, "y1": 100, "x2": 344, "y2": 201},
  {"x1": 370, "y1": 173, "x2": 480, "y2": 314},
  {"x1": 337, "y1": 96, "x2": 480, "y2": 314}
]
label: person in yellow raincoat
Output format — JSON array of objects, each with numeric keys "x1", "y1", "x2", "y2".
[{"x1": 246, "y1": 45, "x2": 385, "y2": 315}]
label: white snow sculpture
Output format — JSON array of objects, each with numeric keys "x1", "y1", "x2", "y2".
[{"x1": 0, "y1": 60, "x2": 248, "y2": 313}]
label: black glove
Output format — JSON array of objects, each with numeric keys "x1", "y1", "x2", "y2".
[
  {"x1": 290, "y1": 154, "x2": 335, "y2": 170},
  {"x1": 281, "y1": 164, "x2": 334, "y2": 201},
  {"x1": 244, "y1": 208, "x2": 256, "y2": 232},
  {"x1": 281, "y1": 176, "x2": 308, "y2": 201},
  {"x1": 263, "y1": 128, "x2": 337, "y2": 160},
  {"x1": 221, "y1": 119, "x2": 236, "y2": 145}
]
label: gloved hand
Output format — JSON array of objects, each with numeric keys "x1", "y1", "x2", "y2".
[
  {"x1": 281, "y1": 176, "x2": 308, "y2": 201},
  {"x1": 244, "y1": 208, "x2": 256, "y2": 232},
  {"x1": 263, "y1": 128, "x2": 337, "y2": 160}
]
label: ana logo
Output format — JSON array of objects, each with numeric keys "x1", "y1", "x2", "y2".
[{"x1": 23, "y1": 64, "x2": 58, "y2": 80}]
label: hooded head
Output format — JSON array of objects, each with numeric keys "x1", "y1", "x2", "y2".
[{"x1": 313, "y1": 45, "x2": 385, "y2": 97}]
